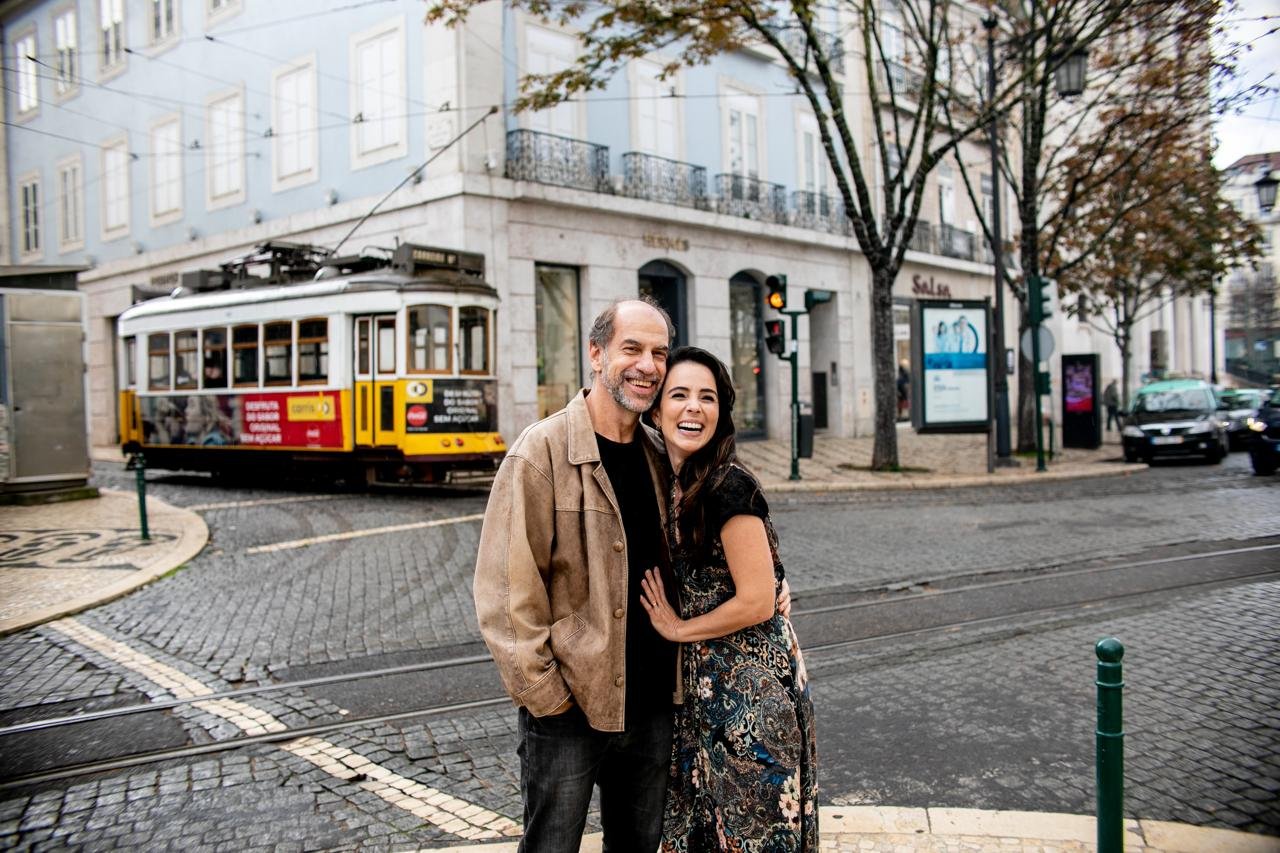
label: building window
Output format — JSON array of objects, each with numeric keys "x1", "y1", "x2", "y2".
[
  {"x1": 524, "y1": 26, "x2": 579, "y2": 137},
  {"x1": 174, "y1": 330, "x2": 198, "y2": 389},
  {"x1": 881, "y1": 0, "x2": 904, "y2": 64},
  {"x1": 408, "y1": 305, "x2": 451, "y2": 373},
  {"x1": 272, "y1": 58, "x2": 318, "y2": 189},
  {"x1": 232, "y1": 324, "x2": 258, "y2": 386},
  {"x1": 725, "y1": 89, "x2": 760, "y2": 179},
  {"x1": 100, "y1": 0, "x2": 125, "y2": 73},
  {"x1": 207, "y1": 91, "x2": 245, "y2": 207},
  {"x1": 19, "y1": 176, "x2": 42, "y2": 258},
  {"x1": 56, "y1": 156, "x2": 83, "y2": 247},
  {"x1": 207, "y1": 0, "x2": 241, "y2": 25},
  {"x1": 203, "y1": 328, "x2": 227, "y2": 388},
  {"x1": 633, "y1": 58, "x2": 679, "y2": 159},
  {"x1": 151, "y1": 117, "x2": 183, "y2": 221},
  {"x1": 151, "y1": 0, "x2": 177, "y2": 44},
  {"x1": 14, "y1": 32, "x2": 39, "y2": 115},
  {"x1": 459, "y1": 307, "x2": 490, "y2": 375},
  {"x1": 102, "y1": 138, "x2": 130, "y2": 237},
  {"x1": 350, "y1": 20, "x2": 406, "y2": 167},
  {"x1": 798, "y1": 113, "x2": 831, "y2": 196},
  {"x1": 148, "y1": 332, "x2": 171, "y2": 390},
  {"x1": 937, "y1": 163, "x2": 955, "y2": 224},
  {"x1": 729, "y1": 275, "x2": 766, "y2": 436},
  {"x1": 263, "y1": 322, "x2": 293, "y2": 385},
  {"x1": 535, "y1": 264, "x2": 580, "y2": 418},
  {"x1": 54, "y1": 10, "x2": 78, "y2": 95},
  {"x1": 297, "y1": 318, "x2": 328, "y2": 383}
]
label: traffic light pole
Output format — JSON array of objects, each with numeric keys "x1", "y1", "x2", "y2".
[
  {"x1": 786, "y1": 311, "x2": 802, "y2": 481},
  {"x1": 1030, "y1": 275, "x2": 1048, "y2": 472}
]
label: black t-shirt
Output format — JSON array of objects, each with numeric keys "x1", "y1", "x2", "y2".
[{"x1": 596, "y1": 433, "x2": 676, "y2": 718}]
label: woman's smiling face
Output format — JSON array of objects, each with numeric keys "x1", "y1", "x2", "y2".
[{"x1": 654, "y1": 360, "x2": 720, "y2": 472}]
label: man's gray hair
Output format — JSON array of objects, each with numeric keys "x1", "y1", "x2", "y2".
[{"x1": 587, "y1": 296, "x2": 675, "y2": 350}]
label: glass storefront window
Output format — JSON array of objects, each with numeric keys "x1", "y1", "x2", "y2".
[
  {"x1": 536, "y1": 264, "x2": 580, "y2": 418},
  {"x1": 729, "y1": 275, "x2": 765, "y2": 435}
]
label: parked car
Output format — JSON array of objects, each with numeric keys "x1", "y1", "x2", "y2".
[
  {"x1": 1247, "y1": 396, "x2": 1280, "y2": 475},
  {"x1": 1121, "y1": 379, "x2": 1227, "y2": 464},
  {"x1": 1217, "y1": 388, "x2": 1269, "y2": 451}
]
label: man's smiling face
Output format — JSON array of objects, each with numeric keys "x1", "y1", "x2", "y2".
[{"x1": 590, "y1": 301, "x2": 670, "y2": 415}]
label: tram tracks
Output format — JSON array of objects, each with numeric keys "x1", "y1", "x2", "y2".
[{"x1": 2, "y1": 541, "x2": 1278, "y2": 791}]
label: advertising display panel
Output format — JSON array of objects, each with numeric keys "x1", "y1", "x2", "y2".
[
  {"x1": 138, "y1": 390, "x2": 344, "y2": 449},
  {"x1": 914, "y1": 300, "x2": 990, "y2": 431},
  {"x1": 404, "y1": 378, "x2": 498, "y2": 434},
  {"x1": 1061, "y1": 353, "x2": 1101, "y2": 448}
]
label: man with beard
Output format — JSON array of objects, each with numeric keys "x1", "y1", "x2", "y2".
[{"x1": 474, "y1": 297, "x2": 678, "y2": 852}]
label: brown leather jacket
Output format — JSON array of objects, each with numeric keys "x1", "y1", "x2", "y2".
[{"x1": 473, "y1": 390, "x2": 678, "y2": 732}]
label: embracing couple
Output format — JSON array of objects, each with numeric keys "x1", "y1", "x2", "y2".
[{"x1": 474, "y1": 298, "x2": 817, "y2": 852}]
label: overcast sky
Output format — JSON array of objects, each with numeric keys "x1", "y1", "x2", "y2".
[{"x1": 1213, "y1": 0, "x2": 1280, "y2": 169}]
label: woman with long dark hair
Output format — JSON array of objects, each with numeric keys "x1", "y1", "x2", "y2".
[{"x1": 639, "y1": 346, "x2": 817, "y2": 852}]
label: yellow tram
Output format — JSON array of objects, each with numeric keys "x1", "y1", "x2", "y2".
[{"x1": 117, "y1": 242, "x2": 505, "y2": 484}]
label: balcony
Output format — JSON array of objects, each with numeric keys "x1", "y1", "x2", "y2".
[
  {"x1": 906, "y1": 220, "x2": 935, "y2": 255},
  {"x1": 716, "y1": 174, "x2": 788, "y2": 223},
  {"x1": 775, "y1": 28, "x2": 846, "y2": 75},
  {"x1": 505, "y1": 129, "x2": 611, "y2": 194},
  {"x1": 878, "y1": 60, "x2": 925, "y2": 98},
  {"x1": 622, "y1": 152, "x2": 709, "y2": 210},
  {"x1": 938, "y1": 223, "x2": 976, "y2": 261},
  {"x1": 792, "y1": 191, "x2": 849, "y2": 235}
]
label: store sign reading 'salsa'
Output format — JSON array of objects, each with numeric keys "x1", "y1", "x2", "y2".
[{"x1": 912, "y1": 274, "x2": 952, "y2": 298}]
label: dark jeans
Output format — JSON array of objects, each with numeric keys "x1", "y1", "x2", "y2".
[
  {"x1": 516, "y1": 704, "x2": 672, "y2": 853},
  {"x1": 1106, "y1": 405, "x2": 1120, "y2": 431}
]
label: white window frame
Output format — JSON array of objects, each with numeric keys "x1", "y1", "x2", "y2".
[
  {"x1": 206, "y1": 0, "x2": 242, "y2": 28},
  {"x1": 796, "y1": 110, "x2": 832, "y2": 197},
  {"x1": 100, "y1": 134, "x2": 131, "y2": 240},
  {"x1": 348, "y1": 17, "x2": 407, "y2": 170},
  {"x1": 56, "y1": 154, "x2": 85, "y2": 252},
  {"x1": 12, "y1": 28, "x2": 40, "y2": 119},
  {"x1": 629, "y1": 56, "x2": 683, "y2": 161},
  {"x1": 150, "y1": 114, "x2": 183, "y2": 225},
  {"x1": 519, "y1": 21, "x2": 585, "y2": 138},
  {"x1": 205, "y1": 88, "x2": 246, "y2": 209},
  {"x1": 719, "y1": 80, "x2": 764, "y2": 181},
  {"x1": 98, "y1": 0, "x2": 126, "y2": 79},
  {"x1": 17, "y1": 172, "x2": 43, "y2": 261},
  {"x1": 52, "y1": 6, "x2": 80, "y2": 100},
  {"x1": 149, "y1": 0, "x2": 179, "y2": 48},
  {"x1": 271, "y1": 54, "x2": 319, "y2": 191},
  {"x1": 937, "y1": 162, "x2": 955, "y2": 225}
]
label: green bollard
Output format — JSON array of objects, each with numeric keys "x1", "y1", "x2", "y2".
[
  {"x1": 1096, "y1": 637, "x2": 1125, "y2": 852},
  {"x1": 133, "y1": 453, "x2": 150, "y2": 541}
]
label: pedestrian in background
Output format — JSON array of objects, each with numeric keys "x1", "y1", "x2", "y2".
[
  {"x1": 474, "y1": 298, "x2": 678, "y2": 852},
  {"x1": 1104, "y1": 379, "x2": 1121, "y2": 432},
  {"x1": 641, "y1": 347, "x2": 818, "y2": 852},
  {"x1": 896, "y1": 360, "x2": 910, "y2": 421}
]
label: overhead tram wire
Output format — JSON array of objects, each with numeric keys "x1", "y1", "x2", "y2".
[{"x1": 329, "y1": 104, "x2": 499, "y2": 256}]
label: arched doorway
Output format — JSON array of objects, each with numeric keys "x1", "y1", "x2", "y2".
[
  {"x1": 729, "y1": 272, "x2": 766, "y2": 437},
  {"x1": 638, "y1": 260, "x2": 688, "y2": 347}
]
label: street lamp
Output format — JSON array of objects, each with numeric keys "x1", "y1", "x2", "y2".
[
  {"x1": 982, "y1": 15, "x2": 1089, "y2": 470},
  {"x1": 1257, "y1": 169, "x2": 1278, "y2": 214}
]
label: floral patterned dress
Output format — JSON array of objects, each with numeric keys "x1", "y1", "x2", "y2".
[{"x1": 661, "y1": 463, "x2": 818, "y2": 852}]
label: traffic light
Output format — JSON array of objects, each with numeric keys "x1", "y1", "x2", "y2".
[
  {"x1": 764, "y1": 319, "x2": 786, "y2": 356},
  {"x1": 1028, "y1": 275, "x2": 1053, "y2": 325},
  {"x1": 766, "y1": 274, "x2": 787, "y2": 310}
]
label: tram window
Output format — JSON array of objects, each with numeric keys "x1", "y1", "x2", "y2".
[
  {"x1": 233, "y1": 324, "x2": 259, "y2": 386},
  {"x1": 408, "y1": 304, "x2": 451, "y2": 373},
  {"x1": 459, "y1": 307, "x2": 489, "y2": 374},
  {"x1": 174, "y1": 330, "x2": 198, "y2": 389},
  {"x1": 297, "y1": 318, "x2": 328, "y2": 384},
  {"x1": 124, "y1": 337, "x2": 137, "y2": 389},
  {"x1": 203, "y1": 328, "x2": 228, "y2": 388},
  {"x1": 264, "y1": 322, "x2": 293, "y2": 385},
  {"x1": 148, "y1": 333, "x2": 171, "y2": 390}
]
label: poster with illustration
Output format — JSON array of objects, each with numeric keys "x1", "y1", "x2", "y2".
[{"x1": 920, "y1": 301, "x2": 989, "y2": 426}]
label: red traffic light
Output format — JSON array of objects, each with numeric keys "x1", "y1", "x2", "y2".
[{"x1": 764, "y1": 319, "x2": 786, "y2": 356}]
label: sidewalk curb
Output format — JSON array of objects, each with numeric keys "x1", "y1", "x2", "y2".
[
  {"x1": 427, "y1": 805, "x2": 1279, "y2": 851},
  {"x1": 0, "y1": 489, "x2": 209, "y2": 636},
  {"x1": 758, "y1": 462, "x2": 1146, "y2": 494}
]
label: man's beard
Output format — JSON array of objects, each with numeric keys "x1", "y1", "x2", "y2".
[{"x1": 604, "y1": 367, "x2": 656, "y2": 414}]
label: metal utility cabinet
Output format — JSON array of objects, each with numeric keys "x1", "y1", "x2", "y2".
[{"x1": 0, "y1": 287, "x2": 90, "y2": 494}]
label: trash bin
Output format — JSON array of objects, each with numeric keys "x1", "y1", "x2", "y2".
[{"x1": 798, "y1": 404, "x2": 814, "y2": 459}]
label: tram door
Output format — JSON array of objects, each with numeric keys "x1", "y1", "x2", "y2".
[{"x1": 354, "y1": 315, "x2": 398, "y2": 446}]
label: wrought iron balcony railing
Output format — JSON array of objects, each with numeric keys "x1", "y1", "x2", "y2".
[
  {"x1": 791, "y1": 190, "x2": 849, "y2": 235},
  {"x1": 906, "y1": 220, "x2": 935, "y2": 254},
  {"x1": 774, "y1": 28, "x2": 846, "y2": 75},
  {"x1": 621, "y1": 152, "x2": 709, "y2": 210},
  {"x1": 878, "y1": 60, "x2": 925, "y2": 97},
  {"x1": 938, "y1": 223, "x2": 976, "y2": 261},
  {"x1": 715, "y1": 173, "x2": 788, "y2": 223},
  {"x1": 505, "y1": 129, "x2": 611, "y2": 194}
]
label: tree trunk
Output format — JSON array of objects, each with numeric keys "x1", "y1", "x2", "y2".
[{"x1": 870, "y1": 266, "x2": 900, "y2": 470}]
